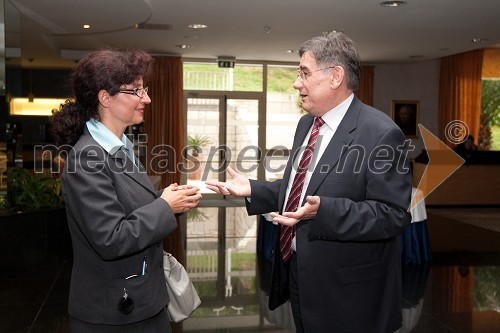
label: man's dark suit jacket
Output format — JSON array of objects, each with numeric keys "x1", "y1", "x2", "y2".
[
  {"x1": 62, "y1": 127, "x2": 177, "y2": 326},
  {"x1": 247, "y1": 97, "x2": 412, "y2": 332}
]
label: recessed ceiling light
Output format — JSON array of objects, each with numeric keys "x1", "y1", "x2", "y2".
[
  {"x1": 83, "y1": 24, "x2": 91, "y2": 29},
  {"x1": 188, "y1": 24, "x2": 207, "y2": 29},
  {"x1": 286, "y1": 50, "x2": 298, "y2": 53},
  {"x1": 322, "y1": 30, "x2": 344, "y2": 36},
  {"x1": 380, "y1": 1, "x2": 407, "y2": 7},
  {"x1": 471, "y1": 38, "x2": 488, "y2": 43},
  {"x1": 176, "y1": 44, "x2": 192, "y2": 49}
]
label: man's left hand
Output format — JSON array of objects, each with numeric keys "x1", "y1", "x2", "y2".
[{"x1": 269, "y1": 195, "x2": 320, "y2": 226}]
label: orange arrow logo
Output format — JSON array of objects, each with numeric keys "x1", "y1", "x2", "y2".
[{"x1": 411, "y1": 124, "x2": 465, "y2": 210}]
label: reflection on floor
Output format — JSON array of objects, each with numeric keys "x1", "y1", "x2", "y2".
[{"x1": 1, "y1": 208, "x2": 500, "y2": 333}]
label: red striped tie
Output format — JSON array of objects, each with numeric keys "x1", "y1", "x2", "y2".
[{"x1": 280, "y1": 117, "x2": 325, "y2": 262}]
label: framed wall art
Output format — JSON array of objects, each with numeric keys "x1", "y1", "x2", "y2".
[{"x1": 391, "y1": 100, "x2": 419, "y2": 138}]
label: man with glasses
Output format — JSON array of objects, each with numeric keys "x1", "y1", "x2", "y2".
[{"x1": 207, "y1": 32, "x2": 411, "y2": 332}]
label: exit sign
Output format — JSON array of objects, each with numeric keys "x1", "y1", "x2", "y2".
[{"x1": 217, "y1": 57, "x2": 235, "y2": 68}]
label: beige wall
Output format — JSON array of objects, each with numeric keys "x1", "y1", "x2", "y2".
[{"x1": 373, "y1": 60, "x2": 440, "y2": 159}]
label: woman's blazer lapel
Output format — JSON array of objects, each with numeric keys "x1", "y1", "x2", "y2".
[{"x1": 108, "y1": 150, "x2": 157, "y2": 196}]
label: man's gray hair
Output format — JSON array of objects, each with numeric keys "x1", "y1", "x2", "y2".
[{"x1": 299, "y1": 32, "x2": 361, "y2": 91}]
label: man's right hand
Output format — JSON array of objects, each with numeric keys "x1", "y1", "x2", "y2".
[{"x1": 205, "y1": 166, "x2": 251, "y2": 197}]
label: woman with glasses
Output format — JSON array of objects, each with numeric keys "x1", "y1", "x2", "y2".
[{"x1": 51, "y1": 49, "x2": 201, "y2": 332}]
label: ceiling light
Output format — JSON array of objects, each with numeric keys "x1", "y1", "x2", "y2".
[
  {"x1": 471, "y1": 38, "x2": 488, "y2": 43},
  {"x1": 380, "y1": 1, "x2": 407, "y2": 7},
  {"x1": 176, "y1": 44, "x2": 192, "y2": 49},
  {"x1": 322, "y1": 30, "x2": 344, "y2": 36},
  {"x1": 286, "y1": 50, "x2": 298, "y2": 53},
  {"x1": 83, "y1": 24, "x2": 91, "y2": 29},
  {"x1": 188, "y1": 24, "x2": 207, "y2": 29}
]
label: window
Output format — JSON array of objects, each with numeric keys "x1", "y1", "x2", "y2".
[
  {"x1": 265, "y1": 65, "x2": 303, "y2": 180},
  {"x1": 182, "y1": 61, "x2": 299, "y2": 329},
  {"x1": 183, "y1": 62, "x2": 263, "y2": 92},
  {"x1": 266, "y1": 65, "x2": 302, "y2": 149},
  {"x1": 480, "y1": 79, "x2": 500, "y2": 150}
]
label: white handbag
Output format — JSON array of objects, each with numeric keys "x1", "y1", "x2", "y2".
[{"x1": 163, "y1": 251, "x2": 201, "y2": 322}]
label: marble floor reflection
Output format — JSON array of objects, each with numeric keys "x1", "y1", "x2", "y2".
[{"x1": 1, "y1": 208, "x2": 500, "y2": 333}]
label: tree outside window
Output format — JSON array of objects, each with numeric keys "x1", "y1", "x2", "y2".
[{"x1": 479, "y1": 79, "x2": 500, "y2": 150}]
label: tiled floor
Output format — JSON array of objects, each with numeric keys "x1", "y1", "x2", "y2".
[{"x1": 2, "y1": 207, "x2": 500, "y2": 333}]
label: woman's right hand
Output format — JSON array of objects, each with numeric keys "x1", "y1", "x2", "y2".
[{"x1": 160, "y1": 184, "x2": 202, "y2": 214}]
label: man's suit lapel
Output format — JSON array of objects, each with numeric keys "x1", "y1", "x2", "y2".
[
  {"x1": 305, "y1": 97, "x2": 361, "y2": 199},
  {"x1": 277, "y1": 115, "x2": 314, "y2": 211}
]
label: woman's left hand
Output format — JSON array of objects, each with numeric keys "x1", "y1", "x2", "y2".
[{"x1": 160, "y1": 184, "x2": 202, "y2": 213}]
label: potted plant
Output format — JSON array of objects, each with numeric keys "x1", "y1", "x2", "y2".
[
  {"x1": 1, "y1": 167, "x2": 70, "y2": 269},
  {"x1": 187, "y1": 134, "x2": 211, "y2": 180},
  {"x1": 5, "y1": 166, "x2": 64, "y2": 212},
  {"x1": 187, "y1": 207, "x2": 208, "y2": 222}
]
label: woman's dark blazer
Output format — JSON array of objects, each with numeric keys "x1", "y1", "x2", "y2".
[{"x1": 62, "y1": 127, "x2": 177, "y2": 325}]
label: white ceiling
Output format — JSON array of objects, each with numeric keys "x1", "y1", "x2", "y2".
[{"x1": 5, "y1": 0, "x2": 500, "y2": 69}]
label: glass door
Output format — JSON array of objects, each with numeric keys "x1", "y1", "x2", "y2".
[{"x1": 183, "y1": 93, "x2": 272, "y2": 330}]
